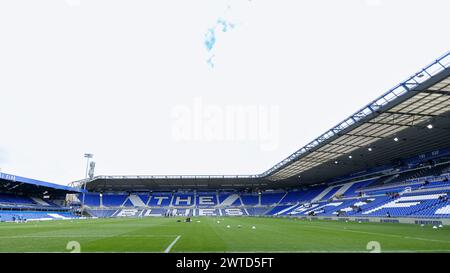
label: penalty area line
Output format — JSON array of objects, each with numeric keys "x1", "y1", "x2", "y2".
[{"x1": 164, "y1": 235, "x2": 181, "y2": 253}]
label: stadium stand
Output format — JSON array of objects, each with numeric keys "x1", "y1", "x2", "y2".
[
  {"x1": 0, "y1": 172, "x2": 82, "y2": 222},
  {"x1": 3, "y1": 51, "x2": 449, "y2": 223},
  {"x1": 73, "y1": 153, "x2": 450, "y2": 219},
  {"x1": 6, "y1": 154, "x2": 450, "y2": 221}
]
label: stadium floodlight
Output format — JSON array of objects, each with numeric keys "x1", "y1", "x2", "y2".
[
  {"x1": 427, "y1": 124, "x2": 433, "y2": 129},
  {"x1": 88, "y1": 161, "x2": 96, "y2": 179},
  {"x1": 84, "y1": 153, "x2": 94, "y2": 178},
  {"x1": 81, "y1": 153, "x2": 94, "y2": 216}
]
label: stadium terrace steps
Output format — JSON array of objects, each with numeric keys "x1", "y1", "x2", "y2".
[
  {"x1": 320, "y1": 187, "x2": 341, "y2": 201},
  {"x1": 369, "y1": 174, "x2": 398, "y2": 188},
  {"x1": 122, "y1": 199, "x2": 134, "y2": 207},
  {"x1": 342, "y1": 179, "x2": 377, "y2": 197},
  {"x1": 331, "y1": 182, "x2": 355, "y2": 198},
  {"x1": 219, "y1": 194, "x2": 240, "y2": 206},
  {"x1": 125, "y1": 194, "x2": 146, "y2": 207},
  {"x1": 311, "y1": 186, "x2": 335, "y2": 202},
  {"x1": 276, "y1": 191, "x2": 288, "y2": 205},
  {"x1": 280, "y1": 189, "x2": 320, "y2": 204},
  {"x1": 30, "y1": 197, "x2": 50, "y2": 206},
  {"x1": 138, "y1": 194, "x2": 150, "y2": 205}
]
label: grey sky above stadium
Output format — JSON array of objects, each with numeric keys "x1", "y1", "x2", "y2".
[{"x1": 0, "y1": 0, "x2": 449, "y2": 185}]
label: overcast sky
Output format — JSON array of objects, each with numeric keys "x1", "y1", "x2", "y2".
[{"x1": 0, "y1": 0, "x2": 449, "y2": 185}]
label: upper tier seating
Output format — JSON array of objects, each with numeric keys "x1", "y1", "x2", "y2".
[
  {"x1": 261, "y1": 192, "x2": 285, "y2": 205},
  {"x1": 241, "y1": 194, "x2": 259, "y2": 206},
  {"x1": 0, "y1": 193, "x2": 36, "y2": 205},
  {"x1": 82, "y1": 193, "x2": 100, "y2": 207},
  {"x1": 102, "y1": 194, "x2": 128, "y2": 207},
  {"x1": 280, "y1": 185, "x2": 328, "y2": 204}
]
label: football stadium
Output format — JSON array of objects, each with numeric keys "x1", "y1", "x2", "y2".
[{"x1": 1, "y1": 51, "x2": 450, "y2": 254}]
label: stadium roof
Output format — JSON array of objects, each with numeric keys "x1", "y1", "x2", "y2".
[
  {"x1": 80, "y1": 51, "x2": 450, "y2": 191},
  {"x1": 0, "y1": 172, "x2": 83, "y2": 196},
  {"x1": 265, "y1": 51, "x2": 450, "y2": 183}
]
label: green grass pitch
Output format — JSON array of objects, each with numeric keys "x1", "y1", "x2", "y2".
[{"x1": 0, "y1": 216, "x2": 449, "y2": 253}]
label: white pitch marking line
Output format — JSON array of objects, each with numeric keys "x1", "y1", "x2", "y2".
[
  {"x1": 164, "y1": 235, "x2": 181, "y2": 253},
  {"x1": 0, "y1": 235, "x2": 178, "y2": 239}
]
